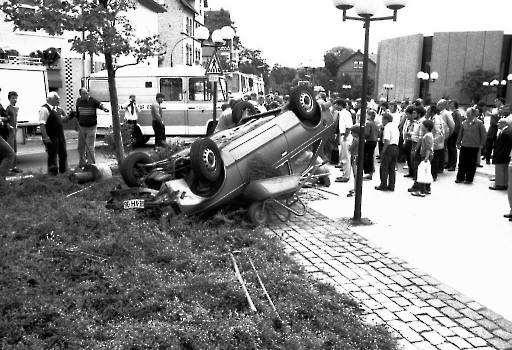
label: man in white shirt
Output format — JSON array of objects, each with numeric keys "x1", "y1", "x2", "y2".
[
  {"x1": 334, "y1": 98, "x2": 353, "y2": 181},
  {"x1": 376, "y1": 112, "x2": 400, "y2": 191},
  {"x1": 123, "y1": 94, "x2": 139, "y2": 124}
]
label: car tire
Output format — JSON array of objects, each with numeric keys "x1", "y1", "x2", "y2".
[
  {"x1": 121, "y1": 152, "x2": 153, "y2": 187},
  {"x1": 247, "y1": 202, "x2": 270, "y2": 226},
  {"x1": 231, "y1": 101, "x2": 257, "y2": 125},
  {"x1": 289, "y1": 85, "x2": 320, "y2": 123},
  {"x1": 190, "y1": 137, "x2": 222, "y2": 182}
]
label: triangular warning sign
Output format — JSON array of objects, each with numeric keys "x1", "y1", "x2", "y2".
[{"x1": 206, "y1": 54, "x2": 223, "y2": 75}]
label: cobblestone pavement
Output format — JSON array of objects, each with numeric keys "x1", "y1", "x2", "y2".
[{"x1": 263, "y1": 191, "x2": 512, "y2": 350}]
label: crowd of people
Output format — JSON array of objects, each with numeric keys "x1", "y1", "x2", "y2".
[
  {"x1": 321, "y1": 93, "x2": 512, "y2": 221},
  {"x1": 0, "y1": 87, "x2": 109, "y2": 181}
]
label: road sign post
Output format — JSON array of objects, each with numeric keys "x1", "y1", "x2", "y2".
[{"x1": 205, "y1": 53, "x2": 223, "y2": 127}]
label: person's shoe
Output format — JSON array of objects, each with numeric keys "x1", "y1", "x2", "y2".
[
  {"x1": 335, "y1": 165, "x2": 342, "y2": 168},
  {"x1": 490, "y1": 177, "x2": 495, "y2": 181},
  {"x1": 509, "y1": 217, "x2": 512, "y2": 222},
  {"x1": 11, "y1": 167, "x2": 23, "y2": 173},
  {"x1": 407, "y1": 186, "x2": 418, "y2": 192},
  {"x1": 423, "y1": 189, "x2": 431, "y2": 195},
  {"x1": 455, "y1": 179, "x2": 463, "y2": 183},
  {"x1": 403, "y1": 165, "x2": 409, "y2": 170},
  {"x1": 411, "y1": 191, "x2": 425, "y2": 197},
  {"x1": 364, "y1": 175, "x2": 372, "y2": 180},
  {"x1": 489, "y1": 186, "x2": 507, "y2": 191},
  {"x1": 404, "y1": 174, "x2": 413, "y2": 178},
  {"x1": 476, "y1": 164, "x2": 483, "y2": 168},
  {"x1": 504, "y1": 213, "x2": 512, "y2": 219},
  {"x1": 375, "y1": 185, "x2": 388, "y2": 191},
  {"x1": 463, "y1": 180, "x2": 472, "y2": 184},
  {"x1": 448, "y1": 167, "x2": 456, "y2": 172},
  {"x1": 387, "y1": 187, "x2": 395, "y2": 192},
  {"x1": 486, "y1": 160, "x2": 490, "y2": 164},
  {"x1": 335, "y1": 177, "x2": 349, "y2": 183}
]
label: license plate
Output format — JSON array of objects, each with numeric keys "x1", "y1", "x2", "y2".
[{"x1": 123, "y1": 199, "x2": 144, "y2": 209}]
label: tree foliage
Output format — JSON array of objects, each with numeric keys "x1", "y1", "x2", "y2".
[
  {"x1": 456, "y1": 68, "x2": 498, "y2": 103},
  {"x1": 238, "y1": 48, "x2": 270, "y2": 87},
  {"x1": 324, "y1": 46, "x2": 355, "y2": 77},
  {"x1": 2, "y1": 0, "x2": 164, "y2": 165}
]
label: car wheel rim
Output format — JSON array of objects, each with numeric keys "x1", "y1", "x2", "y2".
[
  {"x1": 202, "y1": 147, "x2": 217, "y2": 173},
  {"x1": 300, "y1": 92, "x2": 314, "y2": 113}
]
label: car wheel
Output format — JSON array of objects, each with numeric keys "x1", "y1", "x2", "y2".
[
  {"x1": 231, "y1": 101, "x2": 257, "y2": 125},
  {"x1": 121, "y1": 152, "x2": 153, "y2": 187},
  {"x1": 190, "y1": 137, "x2": 222, "y2": 182},
  {"x1": 289, "y1": 85, "x2": 319, "y2": 122},
  {"x1": 247, "y1": 202, "x2": 270, "y2": 226}
]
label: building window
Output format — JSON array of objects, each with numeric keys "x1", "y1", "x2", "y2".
[
  {"x1": 353, "y1": 60, "x2": 363, "y2": 69},
  {"x1": 160, "y1": 78, "x2": 183, "y2": 101}
]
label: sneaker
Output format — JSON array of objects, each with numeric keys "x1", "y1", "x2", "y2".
[
  {"x1": 11, "y1": 167, "x2": 23, "y2": 173},
  {"x1": 411, "y1": 191, "x2": 425, "y2": 197},
  {"x1": 387, "y1": 187, "x2": 395, "y2": 192},
  {"x1": 407, "y1": 186, "x2": 418, "y2": 192}
]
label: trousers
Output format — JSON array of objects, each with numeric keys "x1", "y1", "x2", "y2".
[
  {"x1": 77, "y1": 125, "x2": 97, "y2": 167},
  {"x1": 46, "y1": 132, "x2": 68, "y2": 174},
  {"x1": 379, "y1": 144, "x2": 398, "y2": 189},
  {"x1": 0, "y1": 136, "x2": 14, "y2": 177},
  {"x1": 456, "y1": 146, "x2": 479, "y2": 183}
]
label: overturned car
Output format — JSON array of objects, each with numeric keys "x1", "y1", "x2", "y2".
[{"x1": 106, "y1": 86, "x2": 334, "y2": 218}]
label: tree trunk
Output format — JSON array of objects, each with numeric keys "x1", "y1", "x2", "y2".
[{"x1": 105, "y1": 52, "x2": 125, "y2": 166}]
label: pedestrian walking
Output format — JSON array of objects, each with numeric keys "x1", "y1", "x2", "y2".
[
  {"x1": 151, "y1": 92, "x2": 166, "y2": 148},
  {"x1": 39, "y1": 92, "x2": 72, "y2": 175},
  {"x1": 455, "y1": 107, "x2": 487, "y2": 184},
  {"x1": 75, "y1": 88, "x2": 109, "y2": 171},
  {"x1": 375, "y1": 112, "x2": 399, "y2": 192}
]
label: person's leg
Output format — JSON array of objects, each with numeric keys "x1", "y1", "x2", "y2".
[
  {"x1": 388, "y1": 146, "x2": 398, "y2": 190},
  {"x1": 404, "y1": 140, "x2": 413, "y2": 175},
  {"x1": 7, "y1": 129, "x2": 18, "y2": 169},
  {"x1": 466, "y1": 147, "x2": 479, "y2": 183},
  {"x1": 339, "y1": 140, "x2": 350, "y2": 177},
  {"x1": 367, "y1": 142, "x2": 376, "y2": 176},
  {"x1": 447, "y1": 134, "x2": 458, "y2": 169},
  {"x1": 431, "y1": 150, "x2": 439, "y2": 180},
  {"x1": 476, "y1": 148, "x2": 481, "y2": 166},
  {"x1": 508, "y1": 162, "x2": 512, "y2": 215},
  {"x1": 57, "y1": 133, "x2": 68, "y2": 174},
  {"x1": 46, "y1": 136, "x2": 58, "y2": 174},
  {"x1": 0, "y1": 137, "x2": 14, "y2": 177},
  {"x1": 437, "y1": 148, "x2": 444, "y2": 174},
  {"x1": 77, "y1": 127, "x2": 86, "y2": 168},
  {"x1": 84, "y1": 125, "x2": 97, "y2": 164},
  {"x1": 456, "y1": 147, "x2": 467, "y2": 182},
  {"x1": 379, "y1": 148, "x2": 390, "y2": 188}
]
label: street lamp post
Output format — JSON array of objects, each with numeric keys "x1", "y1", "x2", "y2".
[
  {"x1": 342, "y1": 84, "x2": 352, "y2": 97},
  {"x1": 333, "y1": 0, "x2": 408, "y2": 222},
  {"x1": 195, "y1": 26, "x2": 236, "y2": 126},
  {"x1": 383, "y1": 83, "x2": 394, "y2": 102},
  {"x1": 417, "y1": 71, "x2": 438, "y2": 102}
]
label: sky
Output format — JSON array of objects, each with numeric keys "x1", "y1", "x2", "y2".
[{"x1": 208, "y1": 0, "x2": 512, "y2": 68}]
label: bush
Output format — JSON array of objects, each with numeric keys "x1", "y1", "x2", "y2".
[{"x1": 0, "y1": 175, "x2": 398, "y2": 349}]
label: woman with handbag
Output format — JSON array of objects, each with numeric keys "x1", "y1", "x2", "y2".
[{"x1": 412, "y1": 119, "x2": 434, "y2": 197}]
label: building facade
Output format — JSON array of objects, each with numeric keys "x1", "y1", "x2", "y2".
[
  {"x1": 377, "y1": 31, "x2": 512, "y2": 105},
  {"x1": 158, "y1": 0, "x2": 206, "y2": 67},
  {"x1": 336, "y1": 50, "x2": 377, "y2": 98},
  {"x1": 0, "y1": 0, "x2": 166, "y2": 113}
]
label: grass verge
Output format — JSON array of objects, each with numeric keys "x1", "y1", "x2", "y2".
[{"x1": 0, "y1": 174, "x2": 398, "y2": 349}]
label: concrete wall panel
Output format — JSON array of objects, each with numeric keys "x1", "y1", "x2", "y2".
[{"x1": 445, "y1": 32, "x2": 468, "y2": 102}]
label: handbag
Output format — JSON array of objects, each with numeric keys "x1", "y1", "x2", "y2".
[{"x1": 417, "y1": 160, "x2": 433, "y2": 184}]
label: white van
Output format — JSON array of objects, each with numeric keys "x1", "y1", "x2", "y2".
[
  {"x1": 0, "y1": 60, "x2": 48, "y2": 142},
  {"x1": 88, "y1": 65, "x2": 229, "y2": 145}
]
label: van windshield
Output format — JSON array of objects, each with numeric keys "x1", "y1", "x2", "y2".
[{"x1": 226, "y1": 72, "x2": 240, "y2": 93}]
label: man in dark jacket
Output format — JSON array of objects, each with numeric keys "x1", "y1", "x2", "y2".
[{"x1": 489, "y1": 118, "x2": 512, "y2": 190}]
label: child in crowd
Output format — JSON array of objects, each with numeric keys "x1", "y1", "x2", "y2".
[
  {"x1": 412, "y1": 119, "x2": 434, "y2": 197},
  {"x1": 347, "y1": 125, "x2": 360, "y2": 197}
]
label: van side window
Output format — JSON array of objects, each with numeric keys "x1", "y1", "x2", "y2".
[
  {"x1": 160, "y1": 78, "x2": 182, "y2": 101},
  {"x1": 189, "y1": 78, "x2": 211, "y2": 101}
]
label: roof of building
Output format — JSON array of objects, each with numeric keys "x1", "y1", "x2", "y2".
[
  {"x1": 138, "y1": 0, "x2": 166, "y2": 13},
  {"x1": 178, "y1": 0, "x2": 198, "y2": 14},
  {"x1": 338, "y1": 50, "x2": 376, "y2": 68}
]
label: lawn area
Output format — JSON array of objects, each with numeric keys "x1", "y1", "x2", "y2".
[{"x1": 0, "y1": 173, "x2": 399, "y2": 349}]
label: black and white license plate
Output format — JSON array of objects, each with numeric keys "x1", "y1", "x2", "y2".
[{"x1": 123, "y1": 199, "x2": 145, "y2": 209}]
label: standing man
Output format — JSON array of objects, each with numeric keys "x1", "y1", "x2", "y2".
[
  {"x1": 437, "y1": 99, "x2": 455, "y2": 172},
  {"x1": 446, "y1": 99, "x2": 462, "y2": 171},
  {"x1": 334, "y1": 98, "x2": 353, "y2": 183},
  {"x1": 5, "y1": 91, "x2": 22, "y2": 173},
  {"x1": 151, "y1": 92, "x2": 166, "y2": 148},
  {"x1": 375, "y1": 112, "x2": 399, "y2": 191},
  {"x1": 75, "y1": 88, "x2": 109, "y2": 171},
  {"x1": 123, "y1": 94, "x2": 139, "y2": 125},
  {"x1": 39, "y1": 92, "x2": 71, "y2": 175},
  {"x1": 489, "y1": 119, "x2": 512, "y2": 190},
  {"x1": 455, "y1": 107, "x2": 487, "y2": 184}
]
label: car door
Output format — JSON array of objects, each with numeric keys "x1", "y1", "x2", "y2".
[{"x1": 159, "y1": 77, "x2": 187, "y2": 135}]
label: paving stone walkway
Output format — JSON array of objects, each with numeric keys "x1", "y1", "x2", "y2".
[{"x1": 263, "y1": 193, "x2": 512, "y2": 350}]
